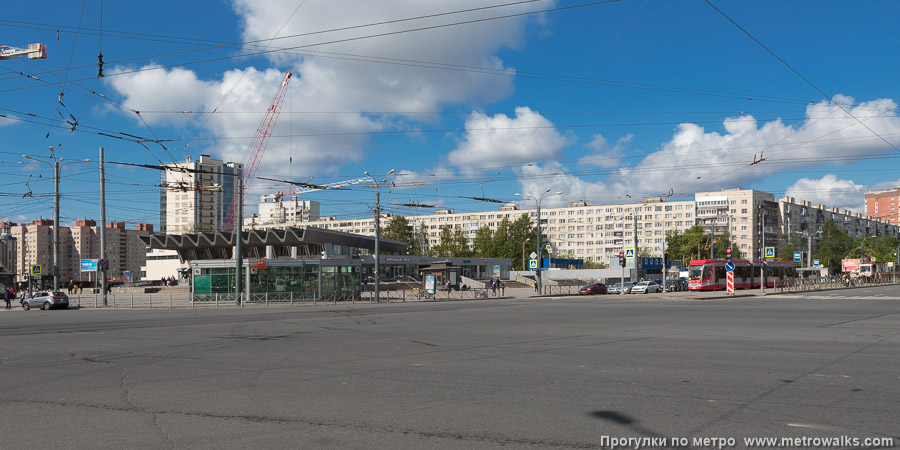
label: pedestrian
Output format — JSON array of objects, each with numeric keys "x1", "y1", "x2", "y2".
[
  {"x1": 500, "y1": 281, "x2": 505, "y2": 297},
  {"x1": 106, "y1": 283, "x2": 112, "y2": 295},
  {"x1": 73, "y1": 283, "x2": 79, "y2": 295},
  {"x1": 446, "y1": 280, "x2": 452, "y2": 292},
  {"x1": 67, "y1": 279, "x2": 74, "y2": 294},
  {"x1": 491, "y1": 280, "x2": 497, "y2": 296},
  {"x1": 4, "y1": 288, "x2": 11, "y2": 309}
]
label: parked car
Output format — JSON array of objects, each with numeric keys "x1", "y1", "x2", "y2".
[
  {"x1": 22, "y1": 291, "x2": 69, "y2": 310},
  {"x1": 579, "y1": 283, "x2": 608, "y2": 295},
  {"x1": 608, "y1": 282, "x2": 635, "y2": 294},
  {"x1": 631, "y1": 281, "x2": 661, "y2": 294}
]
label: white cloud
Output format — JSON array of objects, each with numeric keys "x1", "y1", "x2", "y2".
[
  {"x1": 514, "y1": 96, "x2": 900, "y2": 201},
  {"x1": 447, "y1": 107, "x2": 570, "y2": 171},
  {"x1": 0, "y1": 115, "x2": 17, "y2": 127},
  {"x1": 579, "y1": 133, "x2": 633, "y2": 168},
  {"x1": 785, "y1": 175, "x2": 866, "y2": 213}
]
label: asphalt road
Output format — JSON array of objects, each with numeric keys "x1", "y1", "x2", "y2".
[{"x1": 1, "y1": 286, "x2": 899, "y2": 449}]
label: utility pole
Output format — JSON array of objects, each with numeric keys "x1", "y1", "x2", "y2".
[
  {"x1": 235, "y1": 173, "x2": 243, "y2": 306},
  {"x1": 662, "y1": 214, "x2": 667, "y2": 293},
  {"x1": 621, "y1": 213, "x2": 625, "y2": 295},
  {"x1": 760, "y1": 210, "x2": 765, "y2": 293},
  {"x1": 365, "y1": 169, "x2": 395, "y2": 302},
  {"x1": 99, "y1": 147, "x2": 108, "y2": 306},
  {"x1": 53, "y1": 157, "x2": 60, "y2": 291},
  {"x1": 807, "y1": 233, "x2": 812, "y2": 270}
]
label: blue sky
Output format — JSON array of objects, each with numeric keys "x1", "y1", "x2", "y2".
[{"x1": 2, "y1": 0, "x2": 900, "y2": 227}]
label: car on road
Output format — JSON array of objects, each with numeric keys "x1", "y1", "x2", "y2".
[
  {"x1": 608, "y1": 282, "x2": 635, "y2": 294},
  {"x1": 579, "y1": 283, "x2": 607, "y2": 295},
  {"x1": 22, "y1": 291, "x2": 69, "y2": 310},
  {"x1": 631, "y1": 281, "x2": 661, "y2": 294}
]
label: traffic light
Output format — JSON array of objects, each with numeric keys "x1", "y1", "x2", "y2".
[
  {"x1": 725, "y1": 247, "x2": 733, "y2": 265},
  {"x1": 619, "y1": 252, "x2": 626, "y2": 267}
]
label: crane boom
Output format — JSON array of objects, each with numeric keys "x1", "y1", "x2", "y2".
[
  {"x1": 261, "y1": 177, "x2": 371, "y2": 203},
  {"x1": 0, "y1": 43, "x2": 47, "y2": 60},
  {"x1": 223, "y1": 71, "x2": 292, "y2": 232}
]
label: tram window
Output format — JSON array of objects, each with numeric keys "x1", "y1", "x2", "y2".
[
  {"x1": 715, "y1": 266, "x2": 726, "y2": 280},
  {"x1": 690, "y1": 266, "x2": 703, "y2": 280},
  {"x1": 702, "y1": 266, "x2": 712, "y2": 280}
]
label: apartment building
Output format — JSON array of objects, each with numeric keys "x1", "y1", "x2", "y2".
[
  {"x1": 8, "y1": 219, "x2": 152, "y2": 284},
  {"x1": 248, "y1": 188, "x2": 900, "y2": 264},
  {"x1": 864, "y1": 187, "x2": 900, "y2": 226},
  {"x1": 161, "y1": 154, "x2": 243, "y2": 234},
  {"x1": 249, "y1": 197, "x2": 320, "y2": 228}
]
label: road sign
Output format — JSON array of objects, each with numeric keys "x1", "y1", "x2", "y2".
[
  {"x1": 81, "y1": 259, "x2": 98, "y2": 271},
  {"x1": 30, "y1": 264, "x2": 41, "y2": 276},
  {"x1": 528, "y1": 259, "x2": 537, "y2": 269},
  {"x1": 725, "y1": 262, "x2": 735, "y2": 272},
  {"x1": 545, "y1": 244, "x2": 553, "y2": 254},
  {"x1": 624, "y1": 248, "x2": 635, "y2": 259},
  {"x1": 793, "y1": 251, "x2": 802, "y2": 262},
  {"x1": 764, "y1": 247, "x2": 775, "y2": 258},
  {"x1": 529, "y1": 251, "x2": 537, "y2": 259},
  {"x1": 813, "y1": 259, "x2": 820, "y2": 267},
  {"x1": 98, "y1": 259, "x2": 108, "y2": 270}
]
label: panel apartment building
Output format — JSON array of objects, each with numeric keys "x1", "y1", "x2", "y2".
[
  {"x1": 161, "y1": 154, "x2": 243, "y2": 234},
  {"x1": 8, "y1": 219, "x2": 153, "y2": 284},
  {"x1": 249, "y1": 188, "x2": 900, "y2": 264}
]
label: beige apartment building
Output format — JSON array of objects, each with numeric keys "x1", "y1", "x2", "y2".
[
  {"x1": 249, "y1": 188, "x2": 900, "y2": 264},
  {"x1": 8, "y1": 219, "x2": 152, "y2": 284}
]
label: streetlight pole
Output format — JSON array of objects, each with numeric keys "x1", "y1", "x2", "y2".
[
  {"x1": 516, "y1": 189, "x2": 562, "y2": 295},
  {"x1": 235, "y1": 173, "x2": 243, "y2": 306},
  {"x1": 22, "y1": 149, "x2": 90, "y2": 292},
  {"x1": 365, "y1": 169, "x2": 395, "y2": 303}
]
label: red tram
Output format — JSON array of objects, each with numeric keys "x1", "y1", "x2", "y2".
[{"x1": 687, "y1": 259, "x2": 797, "y2": 291}]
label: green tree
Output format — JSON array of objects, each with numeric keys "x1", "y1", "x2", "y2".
[
  {"x1": 777, "y1": 233, "x2": 800, "y2": 263},
  {"x1": 665, "y1": 225, "x2": 710, "y2": 264},
  {"x1": 430, "y1": 225, "x2": 454, "y2": 257},
  {"x1": 406, "y1": 220, "x2": 429, "y2": 256},
  {"x1": 472, "y1": 225, "x2": 494, "y2": 258},
  {"x1": 813, "y1": 220, "x2": 856, "y2": 272},
  {"x1": 859, "y1": 235, "x2": 900, "y2": 263},
  {"x1": 382, "y1": 216, "x2": 411, "y2": 244},
  {"x1": 712, "y1": 231, "x2": 741, "y2": 259},
  {"x1": 584, "y1": 259, "x2": 608, "y2": 269},
  {"x1": 450, "y1": 227, "x2": 471, "y2": 257}
]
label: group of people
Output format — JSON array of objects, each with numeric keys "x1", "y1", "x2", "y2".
[
  {"x1": 162, "y1": 276, "x2": 177, "y2": 287},
  {"x1": 490, "y1": 279, "x2": 505, "y2": 296},
  {"x1": 4, "y1": 287, "x2": 16, "y2": 309},
  {"x1": 66, "y1": 279, "x2": 83, "y2": 295}
]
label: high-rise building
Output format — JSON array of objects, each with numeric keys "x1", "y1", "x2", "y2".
[
  {"x1": 249, "y1": 196, "x2": 320, "y2": 228},
  {"x1": 161, "y1": 155, "x2": 243, "y2": 234},
  {"x1": 864, "y1": 187, "x2": 900, "y2": 225}
]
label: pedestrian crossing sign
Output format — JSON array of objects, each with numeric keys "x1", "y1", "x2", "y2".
[
  {"x1": 624, "y1": 248, "x2": 635, "y2": 259},
  {"x1": 31, "y1": 264, "x2": 42, "y2": 276},
  {"x1": 765, "y1": 247, "x2": 775, "y2": 258},
  {"x1": 528, "y1": 259, "x2": 537, "y2": 269}
]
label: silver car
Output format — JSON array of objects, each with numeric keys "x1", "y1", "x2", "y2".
[
  {"x1": 22, "y1": 291, "x2": 69, "y2": 310},
  {"x1": 608, "y1": 282, "x2": 635, "y2": 294}
]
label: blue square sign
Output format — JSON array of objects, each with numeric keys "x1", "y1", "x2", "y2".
[{"x1": 793, "y1": 251, "x2": 802, "y2": 262}]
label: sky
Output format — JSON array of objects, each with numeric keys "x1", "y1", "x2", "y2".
[{"x1": 2, "y1": 0, "x2": 900, "y2": 228}]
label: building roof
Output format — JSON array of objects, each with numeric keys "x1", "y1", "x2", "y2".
[{"x1": 142, "y1": 226, "x2": 408, "y2": 261}]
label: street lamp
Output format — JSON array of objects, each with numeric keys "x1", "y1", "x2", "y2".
[
  {"x1": 22, "y1": 149, "x2": 91, "y2": 292},
  {"x1": 364, "y1": 168, "x2": 395, "y2": 303},
  {"x1": 516, "y1": 189, "x2": 562, "y2": 295}
]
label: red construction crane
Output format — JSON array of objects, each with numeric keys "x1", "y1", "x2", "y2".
[{"x1": 223, "y1": 71, "x2": 292, "y2": 232}]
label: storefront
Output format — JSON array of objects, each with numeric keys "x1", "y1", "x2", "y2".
[
  {"x1": 360, "y1": 255, "x2": 510, "y2": 281},
  {"x1": 190, "y1": 259, "x2": 361, "y2": 301}
]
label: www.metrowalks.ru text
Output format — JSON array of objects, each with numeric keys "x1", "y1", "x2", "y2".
[{"x1": 600, "y1": 435, "x2": 894, "y2": 449}]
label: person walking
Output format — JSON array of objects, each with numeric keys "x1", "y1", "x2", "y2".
[
  {"x1": 67, "y1": 279, "x2": 74, "y2": 294},
  {"x1": 4, "y1": 288, "x2": 11, "y2": 309},
  {"x1": 500, "y1": 281, "x2": 505, "y2": 297},
  {"x1": 491, "y1": 279, "x2": 497, "y2": 296}
]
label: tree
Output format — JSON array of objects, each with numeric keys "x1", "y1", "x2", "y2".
[
  {"x1": 472, "y1": 225, "x2": 494, "y2": 258},
  {"x1": 430, "y1": 225, "x2": 454, "y2": 257},
  {"x1": 638, "y1": 247, "x2": 652, "y2": 258},
  {"x1": 859, "y1": 235, "x2": 900, "y2": 263},
  {"x1": 584, "y1": 259, "x2": 608, "y2": 269},
  {"x1": 450, "y1": 227, "x2": 471, "y2": 257},
  {"x1": 665, "y1": 225, "x2": 710, "y2": 264},
  {"x1": 813, "y1": 220, "x2": 856, "y2": 272},
  {"x1": 406, "y1": 220, "x2": 429, "y2": 256},
  {"x1": 777, "y1": 233, "x2": 800, "y2": 263},
  {"x1": 712, "y1": 231, "x2": 741, "y2": 259},
  {"x1": 382, "y1": 216, "x2": 411, "y2": 244}
]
